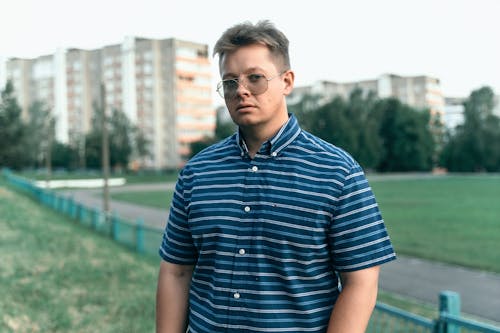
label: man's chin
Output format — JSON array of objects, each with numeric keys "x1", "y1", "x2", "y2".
[{"x1": 232, "y1": 114, "x2": 259, "y2": 127}]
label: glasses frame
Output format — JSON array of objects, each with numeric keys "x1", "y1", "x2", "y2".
[{"x1": 216, "y1": 70, "x2": 288, "y2": 99}]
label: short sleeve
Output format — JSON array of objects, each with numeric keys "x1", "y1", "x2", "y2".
[
  {"x1": 158, "y1": 172, "x2": 197, "y2": 265},
  {"x1": 329, "y1": 163, "x2": 396, "y2": 272}
]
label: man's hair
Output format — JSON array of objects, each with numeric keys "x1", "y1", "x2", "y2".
[{"x1": 213, "y1": 20, "x2": 291, "y2": 70}]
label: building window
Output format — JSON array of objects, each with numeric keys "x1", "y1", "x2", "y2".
[{"x1": 176, "y1": 47, "x2": 197, "y2": 58}]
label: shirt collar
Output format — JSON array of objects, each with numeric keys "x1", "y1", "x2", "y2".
[{"x1": 235, "y1": 113, "x2": 302, "y2": 157}]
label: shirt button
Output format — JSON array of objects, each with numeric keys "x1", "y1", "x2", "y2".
[
  {"x1": 233, "y1": 292, "x2": 240, "y2": 299},
  {"x1": 239, "y1": 248, "x2": 246, "y2": 255},
  {"x1": 271, "y1": 152, "x2": 277, "y2": 157},
  {"x1": 251, "y1": 165, "x2": 258, "y2": 172},
  {"x1": 244, "y1": 206, "x2": 251, "y2": 212}
]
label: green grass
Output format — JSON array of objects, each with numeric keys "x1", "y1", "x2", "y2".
[
  {"x1": 0, "y1": 185, "x2": 158, "y2": 333},
  {"x1": 0, "y1": 183, "x2": 443, "y2": 330},
  {"x1": 2, "y1": 176, "x2": 498, "y2": 330},
  {"x1": 370, "y1": 175, "x2": 500, "y2": 273},
  {"x1": 124, "y1": 172, "x2": 178, "y2": 184},
  {"x1": 377, "y1": 290, "x2": 437, "y2": 318},
  {"x1": 110, "y1": 191, "x2": 174, "y2": 210},
  {"x1": 108, "y1": 174, "x2": 500, "y2": 273}
]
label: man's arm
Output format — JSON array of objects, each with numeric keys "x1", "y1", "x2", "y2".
[
  {"x1": 327, "y1": 265, "x2": 380, "y2": 333},
  {"x1": 156, "y1": 260, "x2": 194, "y2": 333}
]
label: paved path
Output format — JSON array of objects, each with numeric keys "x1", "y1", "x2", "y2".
[
  {"x1": 380, "y1": 256, "x2": 500, "y2": 322},
  {"x1": 63, "y1": 183, "x2": 174, "y2": 229},
  {"x1": 63, "y1": 182, "x2": 500, "y2": 323}
]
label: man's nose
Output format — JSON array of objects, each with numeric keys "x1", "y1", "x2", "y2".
[{"x1": 235, "y1": 79, "x2": 251, "y2": 96}]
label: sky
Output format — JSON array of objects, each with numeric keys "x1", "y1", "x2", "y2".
[{"x1": 1, "y1": 0, "x2": 499, "y2": 98}]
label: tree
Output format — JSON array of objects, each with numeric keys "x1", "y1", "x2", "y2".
[
  {"x1": 189, "y1": 112, "x2": 236, "y2": 158},
  {"x1": 440, "y1": 86, "x2": 500, "y2": 171},
  {"x1": 25, "y1": 101, "x2": 55, "y2": 168},
  {"x1": 289, "y1": 92, "x2": 322, "y2": 132},
  {"x1": 374, "y1": 98, "x2": 434, "y2": 172},
  {"x1": 108, "y1": 109, "x2": 133, "y2": 170},
  {"x1": 51, "y1": 141, "x2": 79, "y2": 170},
  {"x1": 345, "y1": 89, "x2": 381, "y2": 170},
  {"x1": 292, "y1": 89, "x2": 382, "y2": 170},
  {"x1": 84, "y1": 105, "x2": 147, "y2": 170},
  {"x1": 0, "y1": 81, "x2": 29, "y2": 169}
]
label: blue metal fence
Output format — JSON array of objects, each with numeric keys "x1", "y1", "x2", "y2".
[
  {"x1": 369, "y1": 302, "x2": 435, "y2": 332},
  {"x1": 2, "y1": 168, "x2": 500, "y2": 333},
  {"x1": 2, "y1": 169, "x2": 163, "y2": 259}
]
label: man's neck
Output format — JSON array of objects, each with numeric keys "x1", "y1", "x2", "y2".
[{"x1": 240, "y1": 114, "x2": 289, "y2": 158}]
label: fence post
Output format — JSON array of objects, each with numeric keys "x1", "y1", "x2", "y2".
[
  {"x1": 49, "y1": 192, "x2": 55, "y2": 209},
  {"x1": 439, "y1": 290, "x2": 461, "y2": 333},
  {"x1": 111, "y1": 212, "x2": 120, "y2": 240},
  {"x1": 56, "y1": 195, "x2": 62, "y2": 212},
  {"x1": 73, "y1": 203, "x2": 80, "y2": 220},
  {"x1": 79, "y1": 205, "x2": 86, "y2": 224},
  {"x1": 68, "y1": 197, "x2": 75, "y2": 217},
  {"x1": 92, "y1": 209, "x2": 100, "y2": 230},
  {"x1": 136, "y1": 218, "x2": 145, "y2": 254}
]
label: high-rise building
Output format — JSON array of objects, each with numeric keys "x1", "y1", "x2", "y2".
[
  {"x1": 287, "y1": 73, "x2": 445, "y2": 121},
  {"x1": 443, "y1": 97, "x2": 466, "y2": 131},
  {"x1": 3, "y1": 37, "x2": 215, "y2": 169},
  {"x1": 5, "y1": 57, "x2": 34, "y2": 121},
  {"x1": 494, "y1": 95, "x2": 500, "y2": 117},
  {"x1": 444, "y1": 94, "x2": 500, "y2": 131}
]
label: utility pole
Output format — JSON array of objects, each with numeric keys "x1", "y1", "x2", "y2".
[
  {"x1": 101, "y1": 82, "x2": 110, "y2": 219},
  {"x1": 44, "y1": 118, "x2": 55, "y2": 189}
]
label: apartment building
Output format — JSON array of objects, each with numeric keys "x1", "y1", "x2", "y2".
[
  {"x1": 444, "y1": 94, "x2": 500, "y2": 131},
  {"x1": 443, "y1": 97, "x2": 466, "y2": 131},
  {"x1": 4, "y1": 58, "x2": 32, "y2": 121},
  {"x1": 288, "y1": 74, "x2": 445, "y2": 121},
  {"x1": 2, "y1": 37, "x2": 215, "y2": 169}
]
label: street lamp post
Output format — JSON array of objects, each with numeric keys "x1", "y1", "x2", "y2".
[{"x1": 100, "y1": 82, "x2": 110, "y2": 220}]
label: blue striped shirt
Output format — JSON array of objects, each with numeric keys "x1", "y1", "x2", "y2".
[{"x1": 159, "y1": 114, "x2": 396, "y2": 332}]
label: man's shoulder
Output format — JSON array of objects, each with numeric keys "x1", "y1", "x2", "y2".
[
  {"x1": 184, "y1": 134, "x2": 237, "y2": 167},
  {"x1": 293, "y1": 130, "x2": 358, "y2": 169}
]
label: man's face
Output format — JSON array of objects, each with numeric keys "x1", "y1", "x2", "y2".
[{"x1": 219, "y1": 44, "x2": 293, "y2": 130}]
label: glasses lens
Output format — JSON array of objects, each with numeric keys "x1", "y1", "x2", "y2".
[
  {"x1": 223, "y1": 80, "x2": 239, "y2": 97},
  {"x1": 217, "y1": 79, "x2": 237, "y2": 99},
  {"x1": 217, "y1": 74, "x2": 270, "y2": 99},
  {"x1": 245, "y1": 74, "x2": 267, "y2": 95},
  {"x1": 216, "y1": 81, "x2": 225, "y2": 98}
]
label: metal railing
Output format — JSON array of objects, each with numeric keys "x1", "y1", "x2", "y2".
[{"x1": 2, "y1": 169, "x2": 164, "y2": 257}]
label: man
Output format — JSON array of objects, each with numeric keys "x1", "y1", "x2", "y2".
[{"x1": 156, "y1": 20, "x2": 396, "y2": 333}]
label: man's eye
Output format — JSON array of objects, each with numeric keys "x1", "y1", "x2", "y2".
[
  {"x1": 223, "y1": 80, "x2": 238, "y2": 89},
  {"x1": 247, "y1": 74, "x2": 264, "y2": 83}
]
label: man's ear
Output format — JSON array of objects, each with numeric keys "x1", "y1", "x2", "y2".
[{"x1": 283, "y1": 70, "x2": 295, "y2": 96}]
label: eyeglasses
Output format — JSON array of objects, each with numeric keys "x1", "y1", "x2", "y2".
[{"x1": 216, "y1": 71, "x2": 287, "y2": 99}]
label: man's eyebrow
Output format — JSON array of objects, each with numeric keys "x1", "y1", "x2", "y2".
[
  {"x1": 244, "y1": 67, "x2": 265, "y2": 73},
  {"x1": 222, "y1": 67, "x2": 267, "y2": 79}
]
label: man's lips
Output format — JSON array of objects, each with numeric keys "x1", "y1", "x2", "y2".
[{"x1": 236, "y1": 104, "x2": 255, "y2": 111}]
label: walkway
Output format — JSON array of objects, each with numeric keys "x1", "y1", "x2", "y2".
[{"x1": 63, "y1": 183, "x2": 500, "y2": 323}]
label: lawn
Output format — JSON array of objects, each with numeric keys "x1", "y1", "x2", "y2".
[
  {"x1": 109, "y1": 174, "x2": 500, "y2": 273},
  {"x1": 370, "y1": 174, "x2": 500, "y2": 273},
  {"x1": 3, "y1": 174, "x2": 498, "y2": 329},
  {"x1": 111, "y1": 190, "x2": 174, "y2": 210},
  {"x1": 0, "y1": 182, "x2": 443, "y2": 330},
  {"x1": 0, "y1": 185, "x2": 159, "y2": 333}
]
